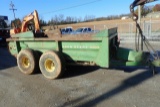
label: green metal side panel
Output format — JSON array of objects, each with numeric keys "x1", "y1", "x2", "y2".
[
  {"x1": 110, "y1": 47, "x2": 147, "y2": 67},
  {"x1": 95, "y1": 38, "x2": 109, "y2": 68},
  {"x1": 19, "y1": 41, "x2": 57, "y2": 51},
  {"x1": 8, "y1": 39, "x2": 109, "y2": 67},
  {"x1": 8, "y1": 41, "x2": 57, "y2": 55},
  {"x1": 62, "y1": 41, "x2": 100, "y2": 62},
  {"x1": 8, "y1": 41, "x2": 20, "y2": 56},
  {"x1": 95, "y1": 28, "x2": 117, "y2": 37},
  {"x1": 11, "y1": 31, "x2": 34, "y2": 38},
  {"x1": 95, "y1": 30, "x2": 109, "y2": 37},
  {"x1": 117, "y1": 47, "x2": 144, "y2": 62}
]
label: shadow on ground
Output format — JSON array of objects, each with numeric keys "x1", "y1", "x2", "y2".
[
  {"x1": 61, "y1": 65, "x2": 99, "y2": 79},
  {"x1": 0, "y1": 47, "x2": 17, "y2": 70},
  {"x1": 110, "y1": 66, "x2": 149, "y2": 73},
  {"x1": 60, "y1": 66, "x2": 159, "y2": 107}
]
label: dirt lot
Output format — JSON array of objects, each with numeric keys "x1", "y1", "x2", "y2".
[
  {"x1": 0, "y1": 41, "x2": 160, "y2": 107},
  {"x1": 43, "y1": 18, "x2": 160, "y2": 30}
]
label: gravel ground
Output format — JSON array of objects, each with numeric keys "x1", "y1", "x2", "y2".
[{"x1": 0, "y1": 41, "x2": 160, "y2": 107}]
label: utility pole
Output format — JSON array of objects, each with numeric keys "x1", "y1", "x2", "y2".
[
  {"x1": 138, "y1": 5, "x2": 143, "y2": 51},
  {"x1": 138, "y1": 6, "x2": 141, "y2": 24},
  {"x1": 10, "y1": 1, "x2": 17, "y2": 19}
]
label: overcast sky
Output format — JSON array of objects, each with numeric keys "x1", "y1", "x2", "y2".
[{"x1": 0, "y1": 0, "x2": 159, "y2": 21}]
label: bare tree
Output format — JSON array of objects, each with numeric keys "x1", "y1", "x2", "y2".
[
  {"x1": 84, "y1": 15, "x2": 95, "y2": 22},
  {"x1": 58, "y1": 14, "x2": 64, "y2": 23},
  {"x1": 152, "y1": 4, "x2": 160, "y2": 12},
  {"x1": 65, "y1": 16, "x2": 72, "y2": 23},
  {"x1": 77, "y1": 17, "x2": 82, "y2": 22}
]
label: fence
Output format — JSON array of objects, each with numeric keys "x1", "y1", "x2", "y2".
[{"x1": 93, "y1": 20, "x2": 160, "y2": 41}]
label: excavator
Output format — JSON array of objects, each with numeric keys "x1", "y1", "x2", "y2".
[
  {"x1": 10, "y1": 10, "x2": 60, "y2": 37},
  {"x1": 10, "y1": 10, "x2": 40, "y2": 35}
]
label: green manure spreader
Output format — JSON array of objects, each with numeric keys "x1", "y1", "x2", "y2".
[{"x1": 7, "y1": 27, "x2": 157, "y2": 80}]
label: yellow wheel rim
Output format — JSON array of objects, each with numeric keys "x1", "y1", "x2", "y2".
[
  {"x1": 45, "y1": 58, "x2": 55, "y2": 72},
  {"x1": 22, "y1": 56, "x2": 30, "y2": 68}
]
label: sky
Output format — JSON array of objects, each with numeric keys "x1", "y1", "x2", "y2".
[{"x1": 0, "y1": 0, "x2": 159, "y2": 22}]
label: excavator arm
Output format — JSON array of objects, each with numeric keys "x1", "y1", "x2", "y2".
[
  {"x1": 21, "y1": 10, "x2": 40, "y2": 32},
  {"x1": 131, "y1": 0, "x2": 157, "y2": 9},
  {"x1": 130, "y1": 0, "x2": 157, "y2": 20},
  {"x1": 21, "y1": 13, "x2": 34, "y2": 32}
]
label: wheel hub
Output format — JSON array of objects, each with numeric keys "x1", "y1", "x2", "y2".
[
  {"x1": 22, "y1": 56, "x2": 30, "y2": 68},
  {"x1": 45, "y1": 58, "x2": 55, "y2": 72}
]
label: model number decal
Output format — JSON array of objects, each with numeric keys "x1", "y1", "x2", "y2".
[{"x1": 63, "y1": 46, "x2": 100, "y2": 49}]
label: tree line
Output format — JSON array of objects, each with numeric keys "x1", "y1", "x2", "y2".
[
  {"x1": 134, "y1": 4, "x2": 160, "y2": 17},
  {"x1": 41, "y1": 4, "x2": 160, "y2": 26},
  {"x1": 11, "y1": 4, "x2": 160, "y2": 27},
  {"x1": 40, "y1": 14, "x2": 96, "y2": 26}
]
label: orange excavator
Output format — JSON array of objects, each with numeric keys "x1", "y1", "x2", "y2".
[{"x1": 10, "y1": 10, "x2": 40, "y2": 35}]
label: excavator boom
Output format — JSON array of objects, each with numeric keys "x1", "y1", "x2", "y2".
[
  {"x1": 33, "y1": 10, "x2": 40, "y2": 32},
  {"x1": 130, "y1": 0, "x2": 157, "y2": 10},
  {"x1": 21, "y1": 10, "x2": 40, "y2": 32}
]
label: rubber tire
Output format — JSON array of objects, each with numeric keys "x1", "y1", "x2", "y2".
[
  {"x1": 39, "y1": 51, "x2": 65, "y2": 79},
  {"x1": 17, "y1": 49, "x2": 38, "y2": 75}
]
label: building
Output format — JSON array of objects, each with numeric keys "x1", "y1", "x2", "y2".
[{"x1": 121, "y1": 16, "x2": 129, "y2": 20}]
